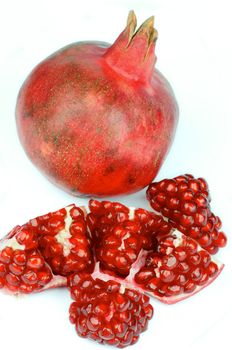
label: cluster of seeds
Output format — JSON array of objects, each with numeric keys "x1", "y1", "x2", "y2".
[
  {"x1": 0, "y1": 226, "x2": 53, "y2": 293},
  {"x1": 147, "y1": 174, "x2": 227, "y2": 254},
  {"x1": 135, "y1": 231, "x2": 220, "y2": 302},
  {"x1": 68, "y1": 274, "x2": 153, "y2": 348},
  {"x1": 88, "y1": 200, "x2": 172, "y2": 276},
  {"x1": 36, "y1": 205, "x2": 93, "y2": 276}
]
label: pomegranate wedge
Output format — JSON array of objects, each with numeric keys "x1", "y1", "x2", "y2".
[
  {"x1": 0, "y1": 204, "x2": 93, "y2": 294},
  {"x1": 87, "y1": 200, "x2": 224, "y2": 304}
]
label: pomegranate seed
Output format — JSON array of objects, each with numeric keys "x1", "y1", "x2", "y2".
[
  {"x1": 6, "y1": 273, "x2": 20, "y2": 286},
  {"x1": 16, "y1": 229, "x2": 35, "y2": 247},
  {"x1": 9, "y1": 263, "x2": 25, "y2": 276},
  {"x1": 0, "y1": 276, "x2": 5, "y2": 288},
  {"x1": 164, "y1": 180, "x2": 177, "y2": 195},
  {"x1": 191, "y1": 267, "x2": 202, "y2": 281},
  {"x1": 188, "y1": 252, "x2": 201, "y2": 266},
  {"x1": 0, "y1": 262, "x2": 7, "y2": 276},
  {"x1": 198, "y1": 233, "x2": 212, "y2": 247},
  {"x1": 180, "y1": 215, "x2": 194, "y2": 227},
  {"x1": 48, "y1": 216, "x2": 65, "y2": 234},
  {"x1": 37, "y1": 270, "x2": 52, "y2": 285},
  {"x1": 134, "y1": 269, "x2": 154, "y2": 283},
  {"x1": 184, "y1": 280, "x2": 196, "y2": 293},
  {"x1": 197, "y1": 271, "x2": 209, "y2": 286},
  {"x1": 13, "y1": 250, "x2": 27, "y2": 265},
  {"x1": 160, "y1": 269, "x2": 175, "y2": 283},
  {"x1": 199, "y1": 250, "x2": 211, "y2": 268},
  {"x1": 70, "y1": 221, "x2": 86, "y2": 235},
  {"x1": 0, "y1": 247, "x2": 13, "y2": 264},
  {"x1": 206, "y1": 245, "x2": 219, "y2": 255},
  {"x1": 156, "y1": 192, "x2": 166, "y2": 204},
  {"x1": 174, "y1": 247, "x2": 187, "y2": 261},
  {"x1": 166, "y1": 197, "x2": 179, "y2": 210},
  {"x1": 166, "y1": 284, "x2": 183, "y2": 296},
  {"x1": 27, "y1": 255, "x2": 44, "y2": 269},
  {"x1": 181, "y1": 201, "x2": 197, "y2": 215},
  {"x1": 21, "y1": 270, "x2": 38, "y2": 285},
  {"x1": 175, "y1": 274, "x2": 188, "y2": 286},
  {"x1": 207, "y1": 262, "x2": 219, "y2": 278},
  {"x1": 214, "y1": 232, "x2": 227, "y2": 247},
  {"x1": 70, "y1": 206, "x2": 84, "y2": 220}
]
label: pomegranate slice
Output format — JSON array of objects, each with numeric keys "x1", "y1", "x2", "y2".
[
  {"x1": 68, "y1": 273, "x2": 153, "y2": 348},
  {"x1": 87, "y1": 199, "x2": 171, "y2": 276},
  {"x1": 0, "y1": 204, "x2": 93, "y2": 294},
  {"x1": 87, "y1": 200, "x2": 224, "y2": 304},
  {"x1": 134, "y1": 230, "x2": 224, "y2": 304},
  {"x1": 147, "y1": 174, "x2": 227, "y2": 254}
]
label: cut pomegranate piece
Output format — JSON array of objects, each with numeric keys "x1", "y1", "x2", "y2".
[
  {"x1": 87, "y1": 199, "x2": 224, "y2": 304},
  {"x1": 146, "y1": 174, "x2": 227, "y2": 254},
  {"x1": 87, "y1": 199, "x2": 171, "y2": 276},
  {"x1": 134, "y1": 230, "x2": 224, "y2": 304},
  {"x1": 0, "y1": 204, "x2": 93, "y2": 294},
  {"x1": 0, "y1": 226, "x2": 65, "y2": 294},
  {"x1": 68, "y1": 274, "x2": 153, "y2": 348}
]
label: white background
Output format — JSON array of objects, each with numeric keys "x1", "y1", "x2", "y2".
[{"x1": 0, "y1": 0, "x2": 232, "y2": 349}]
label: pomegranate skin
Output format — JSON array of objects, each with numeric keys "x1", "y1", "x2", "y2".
[{"x1": 16, "y1": 12, "x2": 178, "y2": 196}]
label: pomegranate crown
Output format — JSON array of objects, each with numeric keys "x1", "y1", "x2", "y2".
[{"x1": 104, "y1": 11, "x2": 158, "y2": 83}]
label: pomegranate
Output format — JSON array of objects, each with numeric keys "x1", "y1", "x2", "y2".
[
  {"x1": 16, "y1": 11, "x2": 178, "y2": 196},
  {"x1": 0, "y1": 204, "x2": 93, "y2": 294},
  {"x1": 146, "y1": 174, "x2": 227, "y2": 254},
  {"x1": 68, "y1": 274, "x2": 153, "y2": 347}
]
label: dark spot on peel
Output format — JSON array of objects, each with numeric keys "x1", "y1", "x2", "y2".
[
  {"x1": 104, "y1": 165, "x2": 115, "y2": 175},
  {"x1": 53, "y1": 135, "x2": 59, "y2": 145},
  {"x1": 128, "y1": 175, "x2": 136, "y2": 184}
]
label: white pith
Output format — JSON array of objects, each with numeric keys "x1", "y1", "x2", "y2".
[
  {"x1": 55, "y1": 205, "x2": 74, "y2": 257},
  {"x1": 90, "y1": 248, "x2": 149, "y2": 297},
  {"x1": 118, "y1": 232, "x2": 130, "y2": 250},
  {"x1": 172, "y1": 230, "x2": 183, "y2": 248},
  {"x1": 0, "y1": 235, "x2": 25, "y2": 251},
  {"x1": 128, "y1": 207, "x2": 135, "y2": 220}
]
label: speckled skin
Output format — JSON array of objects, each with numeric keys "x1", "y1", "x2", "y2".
[{"x1": 16, "y1": 19, "x2": 178, "y2": 196}]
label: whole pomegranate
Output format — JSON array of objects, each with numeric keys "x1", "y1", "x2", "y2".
[{"x1": 16, "y1": 11, "x2": 178, "y2": 196}]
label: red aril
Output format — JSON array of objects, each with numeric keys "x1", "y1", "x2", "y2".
[{"x1": 16, "y1": 11, "x2": 178, "y2": 196}]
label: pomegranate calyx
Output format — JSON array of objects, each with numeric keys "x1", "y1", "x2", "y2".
[
  {"x1": 126, "y1": 10, "x2": 137, "y2": 45},
  {"x1": 104, "y1": 11, "x2": 157, "y2": 83}
]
